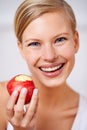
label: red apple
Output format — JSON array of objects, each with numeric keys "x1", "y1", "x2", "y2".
[{"x1": 7, "y1": 74, "x2": 35, "y2": 104}]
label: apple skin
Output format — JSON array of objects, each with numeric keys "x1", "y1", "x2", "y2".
[{"x1": 7, "y1": 74, "x2": 35, "y2": 104}]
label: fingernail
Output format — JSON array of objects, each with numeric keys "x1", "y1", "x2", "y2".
[
  {"x1": 34, "y1": 88, "x2": 38, "y2": 95},
  {"x1": 12, "y1": 90, "x2": 18, "y2": 96},
  {"x1": 21, "y1": 88, "x2": 28, "y2": 94}
]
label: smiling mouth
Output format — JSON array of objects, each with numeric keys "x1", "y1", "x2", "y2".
[{"x1": 39, "y1": 63, "x2": 65, "y2": 73}]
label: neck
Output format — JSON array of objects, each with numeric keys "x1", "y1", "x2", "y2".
[{"x1": 36, "y1": 82, "x2": 78, "y2": 109}]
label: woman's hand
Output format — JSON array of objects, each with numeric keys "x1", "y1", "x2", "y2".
[{"x1": 6, "y1": 88, "x2": 38, "y2": 130}]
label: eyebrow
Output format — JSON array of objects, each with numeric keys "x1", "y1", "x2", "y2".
[
  {"x1": 23, "y1": 32, "x2": 69, "y2": 43},
  {"x1": 23, "y1": 38, "x2": 40, "y2": 44}
]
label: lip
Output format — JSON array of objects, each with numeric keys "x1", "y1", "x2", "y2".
[{"x1": 39, "y1": 63, "x2": 65, "y2": 78}]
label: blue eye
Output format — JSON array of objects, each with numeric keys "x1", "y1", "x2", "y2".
[
  {"x1": 55, "y1": 37, "x2": 67, "y2": 43},
  {"x1": 27, "y1": 42, "x2": 40, "y2": 47}
]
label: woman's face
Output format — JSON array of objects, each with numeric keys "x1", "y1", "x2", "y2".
[{"x1": 18, "y1": 11, "x2": 79, "y2": 88}]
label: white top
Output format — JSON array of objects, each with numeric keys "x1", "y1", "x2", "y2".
[
  {"x1": 71, "y1": 95, "x2": 87, "y2": 130},
  {"x1": 7, "y1": 122, "x2": 13, "y2": 130},
  {"x1": 7, "y1": 95, "x2": 87, "y2": 130}
]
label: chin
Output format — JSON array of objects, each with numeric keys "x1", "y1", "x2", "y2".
[{"x1": 39, "y1": 77, "x2": 66, "y2": 89}]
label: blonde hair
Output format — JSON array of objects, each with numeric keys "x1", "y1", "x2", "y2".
[{"x1": 14, "y1": 0, "x2": 76, "y2": 42}]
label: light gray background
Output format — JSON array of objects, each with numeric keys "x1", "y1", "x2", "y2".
[{"x1": 0, "y1": 0, "x2": 87, "y2": 96}]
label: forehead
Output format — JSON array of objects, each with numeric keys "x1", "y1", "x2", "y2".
[{"x1": 22, "y1": 11, "x2": 72, "y2": 40}]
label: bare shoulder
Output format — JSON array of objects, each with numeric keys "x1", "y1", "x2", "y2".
[
  {"x1": 0, "y1": 81, "x2": 10, "y2": 129},
  {"x1": 0, "y1": 81, "x2": 9, "y2": 101}
]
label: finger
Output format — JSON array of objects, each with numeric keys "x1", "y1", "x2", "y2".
[
  {"x1": 7, "y1": 90, "x2": 18, "y2": 119},
  {"x1": 14, "y1": 88, "x2": 28, "y2": 119},
  {"x1": 29, "y1": 111, "x2": 37, "y2": 128},
  {"x1": 23, "y1": 89, "x2": 38, "y2": 124},
  {"x1": 17, "y1": 88, "x2": 28, "y2": 106}
]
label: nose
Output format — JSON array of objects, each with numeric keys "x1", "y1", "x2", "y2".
[{"x1": 41, "y1": 44, "x2": 58, "y2": 62}]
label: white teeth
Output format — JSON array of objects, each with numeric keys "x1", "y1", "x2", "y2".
[{"x1": 41, "y1": 64, "x2": 62, "y2": 72}]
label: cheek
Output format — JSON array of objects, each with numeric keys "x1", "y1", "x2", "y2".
[
  {"x1": 60, "y1": 44, "x2": 75, "y2": 59},
  {"x1": 61, "y1": 44, "x2": 75, "y2": 76},
  {"x1": 25, "y1": 55, "x2": 35, "y2": 66},
  {"x1": 23, "y1": 51, "x2": 38, "y2": 68}
]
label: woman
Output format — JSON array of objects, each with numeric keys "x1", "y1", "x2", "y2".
[{"x1": 1, "y1": 0, "x2": 87, "y2": 130}]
